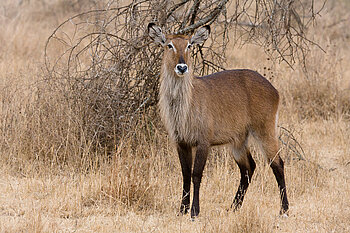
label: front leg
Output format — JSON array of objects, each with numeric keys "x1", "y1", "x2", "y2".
[
  {"x1": 177, "y1": 142, "x2": 193, "y2": 215},
  {"x1": 191, "y1": 143, "x2": 209, "y2": 218}
]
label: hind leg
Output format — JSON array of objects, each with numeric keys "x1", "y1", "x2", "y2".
[
  {"x1": 260, "y1": 132, "x2": 289, "y2": 215},
  {"x1": 231, "y1": 146, "x2": 256, "y2": 210}
]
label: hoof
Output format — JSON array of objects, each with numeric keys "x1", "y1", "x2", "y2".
[
  {"x1": 179, "y1": 204, "x2": 190, "y2": 216},
  {"x1": 279, "y1": 209, "x2": 289, "y2": 218},
  {"x1": 190, "y1": 208, "x2": 199, "y2": 219},
  {"x1": 230, "y1": 200, "x2": 243, "y2": 211}
]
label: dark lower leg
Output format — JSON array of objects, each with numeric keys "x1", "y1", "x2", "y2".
[
  {"x1": 177, "y1": 143, "x2": 192, "y2": 214},
  {"x1": 270, "y1": 157, "x2": 289, "y2": 214},
  {"x1": 191, "y1": 144, "x2": 209, "y2": 218},
  {"x1": 231, "y1": 152, "x2": 256, "y2": 210},
  {"x1": 180, "y1": 176, "x2": 191, "y2": 214}
]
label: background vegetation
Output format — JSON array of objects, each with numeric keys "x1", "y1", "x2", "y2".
[{"x1": 0, "y1": 0, "x2": 349, "y2": 232}]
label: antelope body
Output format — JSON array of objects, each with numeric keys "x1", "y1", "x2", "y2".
[{"x1": 148, "y1": 23, "x2": 289, "y2": 218}]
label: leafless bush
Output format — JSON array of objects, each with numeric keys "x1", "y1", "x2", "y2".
[{"x1": 42, "y1": 0, "x2": 323, "y2": 158}]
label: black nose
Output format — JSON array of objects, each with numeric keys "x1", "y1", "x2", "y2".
[{"x1": 176, "y1": 64, "x2": 188, "y2": 74}]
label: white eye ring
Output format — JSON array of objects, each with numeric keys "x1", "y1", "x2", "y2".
[
  {"x1": 167, "y1": 41, "x2": 176, "y2": 50},
  {"x1": 186, "y1": 43, "x2": 192, "y2": 51}
]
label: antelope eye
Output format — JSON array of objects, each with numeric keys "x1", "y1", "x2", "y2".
[
  {"x1": 187, "y1": 43, "x2": 192, "y2": 49},
  {"x1": 167, "y1": 43, "x2": 173, "y2": 49}
]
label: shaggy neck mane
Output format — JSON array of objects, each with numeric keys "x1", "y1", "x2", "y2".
[{"x1": 158, "y1": 66, "x2": 193, "y2": 142}]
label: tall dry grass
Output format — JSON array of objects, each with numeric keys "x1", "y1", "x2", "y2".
[{"x1": 0, "y1": 0, "x2": 349, "y2": 232}]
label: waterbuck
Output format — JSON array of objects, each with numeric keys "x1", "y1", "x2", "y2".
[{"x1": 147, "y1": 23, "x2": 289, "y2": 218}]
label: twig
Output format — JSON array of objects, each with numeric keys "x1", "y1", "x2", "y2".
[
  {"x1": 278, "y1": 125, "x2": 305, "y2": 161},
  {"x1": 177, "y1": 0, "x2": 229, "y2": 35},
  {"x1": 166, "y1": 0, "x2": 190, "y2": 20}
]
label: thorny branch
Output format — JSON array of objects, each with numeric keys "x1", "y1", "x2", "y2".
[{"x1": 278, "y1": 126, "x2": 305, "y2": 161}]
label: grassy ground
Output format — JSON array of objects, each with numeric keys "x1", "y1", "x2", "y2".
[{"x1": 0, "y1": 0, "x2": 349, "y2": 232}]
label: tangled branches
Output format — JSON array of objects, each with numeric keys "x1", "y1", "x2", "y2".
[
  {"x1": 230, "y1": 0, "x2": 326, "y2": 68},
  {"x1": 44, "y1": 0, "x2": 323, "y2": 152}
]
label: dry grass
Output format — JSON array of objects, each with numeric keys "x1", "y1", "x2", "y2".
[{"x1": 1, "y1": 0, "x2": 350, "y2": 232}]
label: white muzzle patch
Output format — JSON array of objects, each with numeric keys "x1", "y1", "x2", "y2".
[{"x1": 175, "y1": 64, "x2": 188, "y2": 76}]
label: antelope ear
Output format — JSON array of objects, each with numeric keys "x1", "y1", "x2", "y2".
[
  {"x1": 190, "y1": 25, "x2": 210, "y2": 45},
  {"x1": 148, "y1": 23, "x2": 166, "y2": 46}
]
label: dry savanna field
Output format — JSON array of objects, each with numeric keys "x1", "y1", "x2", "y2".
[{"x1": 0, "y1": 0, "x2": 349, "y2": 232}]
